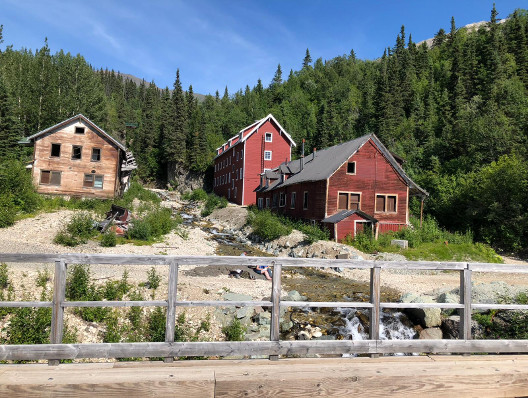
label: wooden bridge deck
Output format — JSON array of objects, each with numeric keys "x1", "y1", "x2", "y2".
[{"x1": 2, "y1": 355, "x2": 528, "y2": 397}]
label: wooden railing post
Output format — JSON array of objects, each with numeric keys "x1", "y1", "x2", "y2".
[
  {"x1": 49, "y1": 260, "x2": 67, "y2": 366},
  {"x1": 164, "y1": 262, "x2": 179, "y2": 363},
  {"x1": 269, "y1": 261, "x2": 281, "y2": 361},
  {"x1": 370, "y1": 266, "x2": 381, "y2": 358},
  {"x1": 459, "y1": 264, "x2": 472, "y2": 346}
]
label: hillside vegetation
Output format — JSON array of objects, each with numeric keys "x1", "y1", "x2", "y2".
[{"x1": 0, "y1": 6, "x2": 528, "y2": 252}]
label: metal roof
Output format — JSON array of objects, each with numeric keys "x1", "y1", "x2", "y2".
[
  {"x1": 259, "y1": 133, "x2": 428, "y2": 197},
  {"x1": 26, "y1": 114, "x2": 127, "y2": 151},
  {"x1": 322, "y1": 209, "x2": 378, "y2": 224}
]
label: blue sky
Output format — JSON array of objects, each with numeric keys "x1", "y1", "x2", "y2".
[{"x1": 0, "y1": 1, "x2": 524, "y2": 95}]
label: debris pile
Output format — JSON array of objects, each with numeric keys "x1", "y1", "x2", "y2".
[{"x1": 98, "y1": 205, "x2": 132, "y2": 236}]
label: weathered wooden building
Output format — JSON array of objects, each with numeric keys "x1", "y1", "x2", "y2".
[
  {"x1": 213, "y1": 114, "x2": 296, "y2": 205},
  {"x1": 255, "y1": 134, "x2": 427, "y2": 241},
  {"x1": 24, "y1": 114, "x2": 136, "y2": 198}
]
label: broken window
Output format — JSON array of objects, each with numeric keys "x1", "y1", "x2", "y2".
[
  {"x1": 51, "y1": 143, "x2": 61, "y2": 157},
  {"x1": 72, "y1": 145, "x2": 82, "y2": 160},
  {"x1": 84, "y1": 174, "x2": 104, "y2": 189},
  {"x1": 40, "y1": 170, "x2": 61, "y2": 186},
  {"x1": 75, "y1": 126, "x2": 85, "y2": 134},
  {"x1": 347, "y1": 161, "x2": 356, "y2": 174},
  {"x1": 91, "y1": 148, "x2": 101, "y2": 162}
]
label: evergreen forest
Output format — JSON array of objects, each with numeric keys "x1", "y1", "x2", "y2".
[{"x1": 0, "y1": 5, "x2": 527, "y2": 252}]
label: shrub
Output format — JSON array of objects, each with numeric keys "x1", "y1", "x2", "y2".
[
  {"x1": 66, "y1": 264, "x2": 109, "y2": 322},
  {"x1": 249, "y1": 209, "x2": 292, "y2": 240},
  {"x1": 120, "y1": 181, "x2": 160, "y2": 208},
  {"x1": 201, "y1": 193, "x2": 228, "y2": 217},
  {"x1": 127, "y1": 291, "x2": 145, "y2": 330},
  {"x1": 0, "y1": 160, "x2": 41, "y2": 214},
  {"x1": 146, "y1": 307, "x2": 166, "y2": 342},
  {"x1": 54, "y1": 212, "x2": 97, "y2": 247},
  {"x1": 0, "y1": 193, "x2": 16, "y2": 228},
  {"x1": 101, "y1": 231, "x2": 117, "y2": 247},
  {"x1": 103, "y1": 311, "x2": 124, "y2": 343},
  {"x1": 182, "y1": 189, "x2": 208, "y2": 202},
  {"x1": 222, "y1": 317, "x2": 246, "y2": 341},
  {"x1": 143, "y1": 207, "x2": 176, "y2": 237},
  {"x1": 0, "y1": 263, "x2": 9, "y2": 289},
  {"x1": 36, "y1": 267, "x2": 51, "y2": 289},
  {"x1": 147, "y1": 267, "x2": 161, "y2": 290}
]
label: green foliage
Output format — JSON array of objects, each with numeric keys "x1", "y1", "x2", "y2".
[
  {"x1": 182, "y1": 188, "x2": 208, "y2": 202},
  {"x1": 54, "y1": 212, "x2": 97, "y2": 247},
  {"x1": 120, "y1": 182, "x2": 161, "y2": 208},
  {"x1": 127, "y1": 291, "x2": 145, "y2": 330},
  {"x1": 36, "y1": 267, "x2": 51, "y2": 289},
  {"x1": 4, "y1": 306, "x2": 52, "y2": 344},
  {"x1": 201, "y1": 193, "x2": 228, "y2": 217},
  {"x1": 146, "y1": 267, "x2": 161, "y2": 290},
  {"x1": 146, "y1": 307, "x2": 166, "y2": 342},
  {"x1": 0, "y1": 193, "x2": 16, "y2": 228},
  {"x1": 0, "y1": 263, "x2": 9, "y2": 289},
  {"x1": 101, "y1": 230, "x2": 117, "y2": 247},
  {"x1": 65, "y1": 264, "x2": 109, "y2": 322},
  {"x1": 103, "y1": 311, "x2": 124, "y2": 343},
  {"x1": 222, "y1": 317, "x2": 246, "y2": 341},
  {"x1": 248, "y1": 209, "x2": 292, "y2": 241},
  {"x1": 127, "y1": 207, "x2": 178, "y2": 242}
]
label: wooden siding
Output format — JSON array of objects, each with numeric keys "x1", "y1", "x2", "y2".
[
  {"x1": 214, "y1": 118, "x2": 292, "y2": 206},
  {"x1": 32, "y1": 119, "x2": 120, "y2": 198},
  {"x1": 327, "y1": 139, "x2": 408, "y2": 225},
  {"x1": 335, "y1": 213, "x2": 372, "y2": 241},
  {"x1": 258, "y1": 180, "x2": 327, "y2": 221}
]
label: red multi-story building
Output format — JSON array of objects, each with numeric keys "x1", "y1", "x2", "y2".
[
  {"x1": 255, "y1": 134, "x2": 428, "y2": 241},
  {"x1": 213, "y1": 114, "x2": 296, "y2": 205}
]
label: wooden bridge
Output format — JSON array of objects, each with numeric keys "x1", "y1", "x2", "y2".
[{"x1": 1, "y1": 253, "x2": 528, "y2": 396}]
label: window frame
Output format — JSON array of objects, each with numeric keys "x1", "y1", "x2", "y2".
[
  {"x1": 303, "y1": 191, "x2": 309, "y2": 210},
  {"x1": 71, "y1": 145, "x2": 82, "y2": 160},
  {"x1": 50, "y1": 143, "x2": 61, "y2": 158},
  {"x1": 337, "y1": 191, "x2": 362, "y2": 211},
  {"x1": 264, "y1": 150, "x2": 272, "y2": 161},
  {"x1": 290, "y1": 192, "x2": 296, "y2": 209},
  {"x1": 84, "y1": 173, "x2": 104, "y2": 189},
  {"x1": 91, "y1": 148, "x2": 101, "y2": 162},
  {"x1": 75, "y1": 126, "x2": 85, "y2": 135},
  {"x1": 279, "y1": 192, "x2": 286, "y2": 207},
  {"x1": 258, "y1": 197, "x2": 263, "y2": 209},
  {"x1": 346, "y1": 161, "x2": 356, "y2": 175},
  {"x1": 265, "y1": 132, "x2": 273, "y2": 142},
  {"x1": 265, "y1": 197, "x2": 270, "y2": 208},
  {"x1": 375, "y1": 193, "x2": 398, "y2": 213},
  {"x1": 40, "y1": 170, "x2": 61, "y2": 186}
]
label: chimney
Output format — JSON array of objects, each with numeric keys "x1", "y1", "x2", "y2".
[
  {"x1": 301, "y1": 139, "x2": 305, "y2": 171},
  {"x1": 313, "y1": 147, "x2": 317, "y2": 160}
]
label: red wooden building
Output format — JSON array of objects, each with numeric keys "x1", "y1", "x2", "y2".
[
  {"x1": 213, "y1": 114, "x2": 296, "y2": 206},
  {"x1": 255, "y1": 134, "x2": 427, "y2": 241}
]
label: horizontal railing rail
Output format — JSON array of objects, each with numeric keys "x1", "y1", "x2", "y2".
[{"x1": 0, "y1": 253, "x2": 527, "y2": 365}]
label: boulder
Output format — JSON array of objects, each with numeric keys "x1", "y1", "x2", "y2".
[
  {"x1": 419, "y1": 327, "x2": 443, "y2": 339},
  {"x1": 441, "y1": 315, "x2": 485, "y2": 339},
  {"x1": 401, "y1": 294, "x2": 442, "y2": 328},
  {"x1": 253, "y1": 311, "x2": 271, "y2": 325}
]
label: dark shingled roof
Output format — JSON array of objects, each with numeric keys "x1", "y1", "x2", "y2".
[
  {"x1": 322, "y1": 209, "x2": 378, "y2": 224},
  {"x1": 258, "y1": 133, "x2": 427, "y2": 197}
]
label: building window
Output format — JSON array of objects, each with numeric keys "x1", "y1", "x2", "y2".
[
  {"x1": 376, "y1": 194, "x2": 397, "y2": 213},
  {"x1": 303, "y1": 191, "x2": 309, "y2": 210},
  {"x1": 228, "y1": 189, "x2": 230, "y2": 199},
  {"x1": 75, "y1": 126, "x2": 85, "y2": 134},
  {"x1": 72, "y1": 145, "x2": 82, "y2": 160},
  {"x1": 279, "y1": 192, "x2": 286, "y2": 207},
  {"x1": 264, "y1": 151, "x2": 272, "y2": 161},
  {"x1": 229, "y1": 173, "x2": 231, "y2": 183},
  {"x1": 50, "y1": 143, "x2": 61, "y2": 157},
  {"x1": 258, "y1": 198, "x2": 263, "y2": 209},
  {"x1": 266, "y1": 198, "x2": 270, "y2": 208},
  {"x1": 272, "y1": 193, "x2": 278, "y2": 208},
  {"x1": 91, "y1": 148, "x2": 101, "y2": 162},
  {"x1": 347, "y1": 161, "x2": 356, "y2": 175},
  {"x1": 240, "y1": 167, "x2": 243, "y2": 179},
  {"x1": 234, "y1": 187, "x2": 237, "y2": 197},
  {"x1": 84, "y1": 174, "x2": 104, "y2": 189},
  {"x1": 40, "y1": 170, "x2": 61, "y2": 186},
  {"x1": 236, "y1": 152, "x2": 239, "y2": 161},
  {"x1": 265, "y1": 132, "x2": 272, "y2": 142},
  {"x1": 338, "y1": 192, "x2": 361, "y2": 210}
]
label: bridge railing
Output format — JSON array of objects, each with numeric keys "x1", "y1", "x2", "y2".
[{"x1": 0, "y1": 253, "x2": 527, "y2": 365}]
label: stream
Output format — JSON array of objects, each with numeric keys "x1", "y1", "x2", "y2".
[{"x1": 177, "y1": 203, "x2": 418, "y2": 347}]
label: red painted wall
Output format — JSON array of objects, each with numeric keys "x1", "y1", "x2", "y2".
[
  {"x1": 327, "y1": 139, "x2": 408, "y2": 225},
  {"x1": 213, "y1": 118, "x2": 292, "y2": 206}
]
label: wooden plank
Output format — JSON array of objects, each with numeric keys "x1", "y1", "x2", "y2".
[
  {"x1": 469, "y1": 262, "x2": 528, "y2": 273},
  {"x1": 63, "y1": 300, "x2": 168, "y2": 308},
  {"x1": 459, "y1": 267, "x2": 472, "y2": 341},
  {"x1": 472, "y1": 304, "x2": 528, "y2": 310},
  {"x1": 369, "y1": 267, "x2": 380, "y2": 344},
  {"x1": 281, "y1": 301, "x2": 374, "y2": 308},
  {"x1": 381, "y1": 303, "x2": 464, "y2": 309},
  {"x1": 0, "y1": 301, "x2": 52, "y2": 308},
  {"x1": 175, "y1": 301, "x2": 272, "y2": 307},
  {"x1": 164, "y1": 262, "x2": 178, "y2": 363},
  {"x1": 269, "y1": 262, "x2": 281, "y2": 361},
  {"x1": 49, "y1": 260, "x2": 66, "y2": 366},
  {"x1": 375, "y1": 339, "x2": 528, "y2": 353}
]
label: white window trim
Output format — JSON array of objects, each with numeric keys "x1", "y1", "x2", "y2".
[
  {"x1": 337, "y1": 191, "x2": 362, "y2": 211},
  {"x1": 265, "y1": 132, "x2": 273, "y2": 142},
  {"x1": 279, "y1": 192, "x2": 286, "y2": 207},
  {"x1": 258, "y1": 198, "x2": 263, "y2": 209},
  {"x1": 264, "y1": 150, "x2": 272, "y2": 161},
  {"x1": 375, "y1": 193, "x2": 398, "y2": 213},
  {"x1": 346, "y1": 161, "x2": 357, "y2": 175}
]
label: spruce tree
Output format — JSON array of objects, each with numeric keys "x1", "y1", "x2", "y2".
[{"x1": 303, "y1": 48, "x2": 312, "y2": 68}]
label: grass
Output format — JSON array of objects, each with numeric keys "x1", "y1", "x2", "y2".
[{"x1": 344, "y1": 216, "x2": 503, "y2": 263}]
